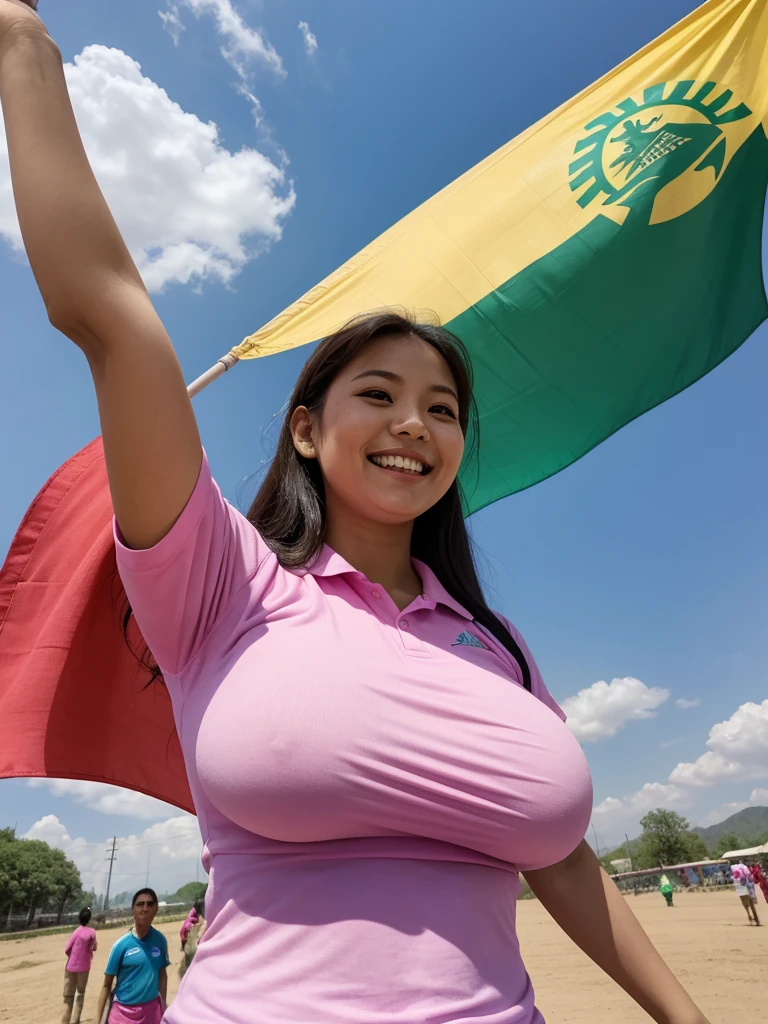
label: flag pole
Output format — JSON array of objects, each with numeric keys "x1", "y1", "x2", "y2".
[{"x1": 186, "y1": 351, "x2": 240, "y2": 398}]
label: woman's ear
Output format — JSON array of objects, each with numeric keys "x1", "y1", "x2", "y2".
[{"x1": 290, "y1": 405, "x2": 317, "y2": 459}]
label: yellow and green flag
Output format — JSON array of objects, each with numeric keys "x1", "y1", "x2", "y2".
[{"x1": 233, "y1": 0, "x2": 768, "y2": 513}]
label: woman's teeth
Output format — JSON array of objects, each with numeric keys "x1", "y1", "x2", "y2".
[{"x1": 370, "y1": 454, "x2": 427, "y2": 475}]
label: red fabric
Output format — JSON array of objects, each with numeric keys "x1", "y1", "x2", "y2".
[
  {"x1": 0, "y1": 439, "x2": 193, "y2": 813},
  {"x1": 750, "y1": 864, "x2": 768, "y2": 903}
]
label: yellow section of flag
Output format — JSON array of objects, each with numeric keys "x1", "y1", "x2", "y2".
[{"x1": 231, "y1": 0, "x2": 768, "y2": 361}]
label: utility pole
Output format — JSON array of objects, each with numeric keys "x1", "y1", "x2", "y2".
[
  {"x1": 625, "y1": 833, "x2": 634, "y2": 871},
  {"x1": 591, "y1": 824, "x2": 601, "y2": 859},
  {"x1": 145, "y1": 845, "x2": 151, "y2": 887},
  {"x1": 104, "y1": 837, "x2": 118, "y2": 911}
]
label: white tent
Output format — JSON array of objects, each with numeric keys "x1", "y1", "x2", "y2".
[{"x1": 720, "y1": 844, "x2": 768, "y2": 859}]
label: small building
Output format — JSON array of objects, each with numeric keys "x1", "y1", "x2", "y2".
[
  {"x1": 609, "y1": 858, "x2": 632, "y2": 873},
  {"x1": 719, "y1": 843, "x2": 768, "y2": 861}
]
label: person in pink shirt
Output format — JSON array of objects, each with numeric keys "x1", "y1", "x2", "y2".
[
  {"x1": 2, "y1": 3, "x2": 711, "y2": 1020},
  {"x1": 179, "y1": 901, "x2": 206, "y2": 978},
  {"x1": 178, "y1": 906, "x2": 199, "y2": 952},
  {"x1": 62, "y1": 906, "x2": 98, "y2": 1024}
]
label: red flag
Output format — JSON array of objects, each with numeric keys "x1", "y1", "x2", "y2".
[{"x1": 0, "y1": 440, "x2": 193, "y2": 813}]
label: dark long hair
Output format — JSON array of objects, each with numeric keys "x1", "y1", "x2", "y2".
[
  {"x1": 124, "y1": 311, "x2": 531, "y2": 691},
  {"x1": 246, "y1": 310, "x2": 532, "y2": 689}
]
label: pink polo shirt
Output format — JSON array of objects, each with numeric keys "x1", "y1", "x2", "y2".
[
  {"x1": 64, "y1": 925, "x2": 97, "y2": 973},
  {"x1": 115, "y1": 455, "x2": 592, "y2": 1024}
]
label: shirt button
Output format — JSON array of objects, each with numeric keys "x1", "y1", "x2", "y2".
[
  {"x1": 371, "y1": 589, "x2": 381, "y2": 599},
  {"x1": 399, "y1": 619, "x2": 409, "y2": 629}
]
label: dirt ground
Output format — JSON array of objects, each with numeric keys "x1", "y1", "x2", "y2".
[{"x1": 0, "y1": 890, "x2": 764, "y2": 1023}]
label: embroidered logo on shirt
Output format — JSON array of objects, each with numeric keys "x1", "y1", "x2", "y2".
[
  {"x1": 151, "y1": 948, "x2": 161, "y2": 957},
  {"x1": 125, "y1": 947, "x2": 141, "y2": 957},
  {"x1": 451, "y1": 630, "x2": 489, "y2": 650}
]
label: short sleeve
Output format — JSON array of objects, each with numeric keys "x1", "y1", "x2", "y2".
[
  {"x1": 114, "y1": 453, "x2": 271, "y2": 675},
  {"x1": 497, "y1": 615, "x2": 566, "y2": 722},
  {"x1": 105, "y1": 939, "x2": 123, "y2": 977},
  {"x1": 155, "y1": 933, "x2": 171, "y2": 970}
]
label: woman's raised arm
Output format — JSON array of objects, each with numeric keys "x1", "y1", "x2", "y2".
[{"x1": 0, "y1": 1, "x2": 202, "y2": 549}]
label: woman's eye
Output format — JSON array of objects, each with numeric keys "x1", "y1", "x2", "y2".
[
  {"x1": 430, "y1": 404, "x2": 457, "y2": 418},
  {"x1": 359, "y1": 389, "x2": 392, "y2": 402}
]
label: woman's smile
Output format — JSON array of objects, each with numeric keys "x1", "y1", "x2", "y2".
[{"x1": 367, "y1": 447, "x2": 433, "y2": 478}]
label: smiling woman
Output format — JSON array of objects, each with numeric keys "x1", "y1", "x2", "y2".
[
  {"x1": 0, "y1": 0, "x2": 712, "y2": 1021},
  {"x1": 244, "y1": 310, "x2": 536, "y2": 669}
]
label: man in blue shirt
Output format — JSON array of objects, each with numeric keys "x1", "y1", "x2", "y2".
[{"x1": 95, "y1": 888, "x2": 170, "y2": 1023}]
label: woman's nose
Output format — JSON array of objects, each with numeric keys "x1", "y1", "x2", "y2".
[{"x1": 393, "y1": 412, "x2": 429, "y2": 440}]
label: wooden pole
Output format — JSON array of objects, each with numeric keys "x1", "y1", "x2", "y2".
[{"x1": 186, "y1": 352, "x2": 240, "y2": 398}]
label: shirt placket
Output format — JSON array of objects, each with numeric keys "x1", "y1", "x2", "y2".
[{"x1": 352, "y1": 577, "x2": 431, "y2": 656}]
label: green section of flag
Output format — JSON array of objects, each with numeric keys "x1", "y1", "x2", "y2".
[{"x1": 455, "y1": 125, "x2": 768, "y2": 515}]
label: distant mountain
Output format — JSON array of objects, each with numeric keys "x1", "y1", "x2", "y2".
[{"x1": 693, "y1": 806, "x2": 768, "y2": 846}]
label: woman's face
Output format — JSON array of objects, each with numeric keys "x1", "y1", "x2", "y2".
[
  {"x1": 132, "y1": 893, "x2": 158, "y2": 929},
  {"x1": 292, "y1": 333, "x2": 465, "y2": 526}
]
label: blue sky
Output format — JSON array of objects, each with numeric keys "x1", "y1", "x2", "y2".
[{"x1": 1, "y1": 0, "x2": 767, "y2": 895}]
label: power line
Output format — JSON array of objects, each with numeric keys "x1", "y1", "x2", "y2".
[
  {"x1": 104, "y1": 837, "x2": 118, "y2": 911},
  {"x1": 57, "y1": 829, "x2": 198, "y2": 851},
  {"x1": 119, "y1": 831, "x2": 198, "y2": 848},
  {"x1": 625, "y1": 833, "x2": 635, "y2": 871}
]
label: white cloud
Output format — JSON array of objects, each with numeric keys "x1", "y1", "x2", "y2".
[
  {"x1": 27, "y1": 779, "x2": 177, "y2": 820},
  {"x1": 668, "y1": 750, "x2": 759, "y2": 788},
  {"x1": 24, "y1": 816, "x2": 103, "y2": 891},
  {"x1": 0, "y1": 45, "x2": 295, "y2": 292},
  {"x1": 24, "y1": 813, "x2": 201, "y2": 897},
  {"x1": 676, "y1": 698, "x2": 701, "y2": 709},
  {"x1": 707, "y1": 700, "x2": 768, "y2": 762},
  {"x1": 298, "y1": 20, "x2": 319, "y2": 57},
  {"x1": 592, "y1": 699, "x2": 768, "y2": 840},
  {"x1": 593, "y1": 782, "x2": 688, "y2": 823},
  {"x1": 561, "y1": 677, "x2": 670, "y2": 743},
  {"x1": 158, "y1": 4, "x2": 185, "y2": 46},
  {"x1": 669, "y1": 700, "x2": 768, "y2": 787},
  {"x1": 161, "y1": 0, "x2": 285, "y2": 79}
]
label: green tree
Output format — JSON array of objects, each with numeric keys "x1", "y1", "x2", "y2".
[
  {"x1": 712, "y1": 829, "x2": 768, "y2": 858},
  {"x1": 680, "y1": 831, "x2": 709, "y2": 862},
  {"x1": 741, "y1": 830, "x2": 768, "y2": 848},
  {"x1": 0, "y1": 828, "x2": 83, "y2": 927},
  {"x1": 0, "y1": 829, "x2": 26, "y2": 926},
  {"x1": 169, "y1": 881, "x2": 207, "y2": 905},
  {"x1": 713, "y1": 831, "x2": 743, "y2": 857},
  {"x1": 636, "y1": 809, "x2": 706, "y2": 868}
]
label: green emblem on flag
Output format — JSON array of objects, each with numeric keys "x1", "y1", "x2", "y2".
[{"x1": 569, "y1": 82, "x2": 752, "y2": 223}]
